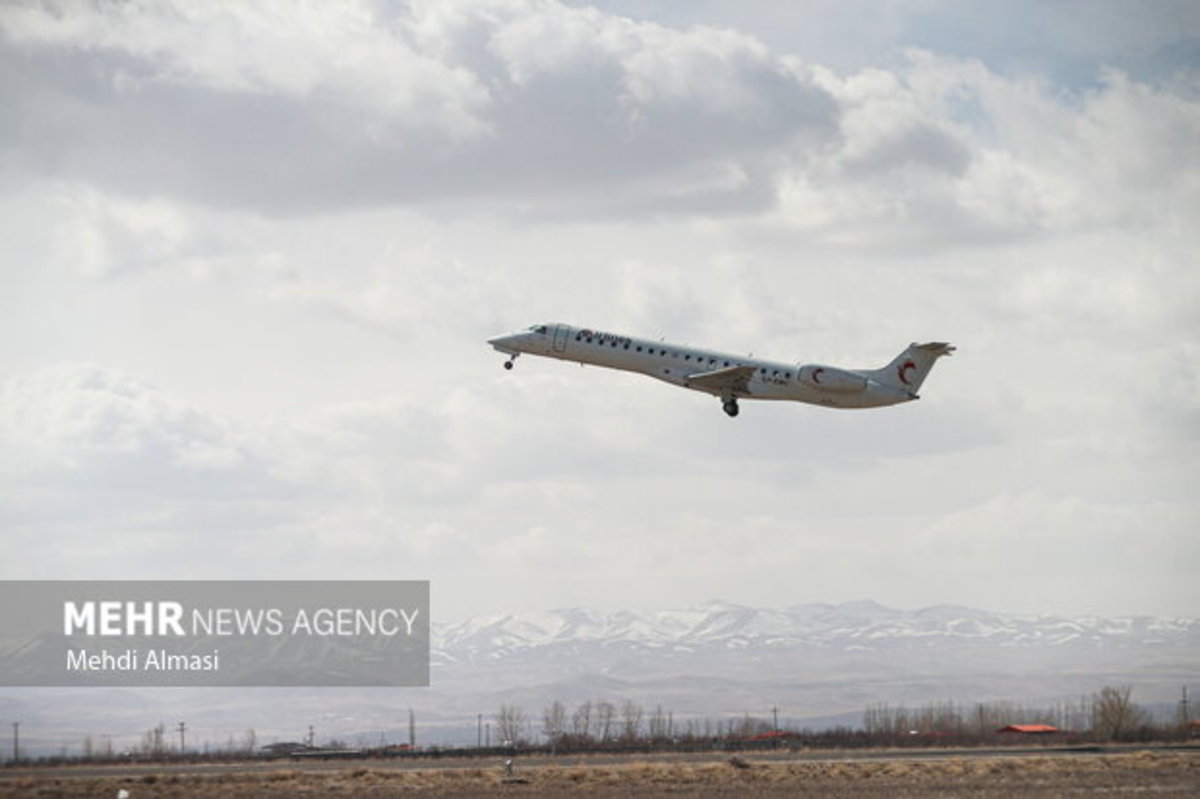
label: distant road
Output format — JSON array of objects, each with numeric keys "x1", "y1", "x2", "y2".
[{"x1": 4, "y1": 743, "x2": 1197, "y2": 782}]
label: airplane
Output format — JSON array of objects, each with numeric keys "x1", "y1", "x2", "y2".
[{"x1": 489, "y1": 323, "x2": 954, "y2": 417}]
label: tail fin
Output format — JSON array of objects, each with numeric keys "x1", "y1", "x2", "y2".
[{"x1": 870, "y1": 342, "x2": 955, "y2": 397}]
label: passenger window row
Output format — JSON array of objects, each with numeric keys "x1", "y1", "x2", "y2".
[{"x1": 571, "y1": 331, "x2": 795, "y2": 380}]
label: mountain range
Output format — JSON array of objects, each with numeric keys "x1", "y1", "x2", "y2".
[
  {"x1": 434, "y1": 599, "x2": 1198, "y2": 661},
  {"x1": 427, "y1": 600, "x2": 1198, "y2": 724},
  {"x1": 3, "y1": 600, "x2": 1196, "y2": 753}
]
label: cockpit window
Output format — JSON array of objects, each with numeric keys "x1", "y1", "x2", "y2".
[{"x1": 528, "y1": 325, "x2": 548, "y2": 335}]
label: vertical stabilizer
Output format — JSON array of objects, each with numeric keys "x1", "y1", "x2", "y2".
[{"x1": 870, "y1": 342, "x2": 955, "y2": 397}]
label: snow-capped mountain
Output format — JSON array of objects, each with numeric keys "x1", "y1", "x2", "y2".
[
  {"x1": 420, "y1": 600, "x2": 1198, "y2": 731},
  {"x1": 433, "y1": 600, "x2": 1199, "y2": 663}
]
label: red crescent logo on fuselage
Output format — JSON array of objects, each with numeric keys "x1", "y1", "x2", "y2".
[{"x1": 898, "y1": 360, "x2": 916, "y2": 386}]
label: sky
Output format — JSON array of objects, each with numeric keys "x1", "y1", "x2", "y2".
[{"x1": 1, "y1": 0, "x2": 1197, "y2": 622}]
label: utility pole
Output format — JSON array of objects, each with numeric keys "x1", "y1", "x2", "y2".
[
  {"x1": 177, "y1": 722, "x2": 187, "y2": 754},
  {"x1": 11, "y1": 722, "x2": 18, "y2": 764},
  {"x1": 307, "y1": 725, "x2": 314, "y2": 748},
  {"x1": 772, "y1": 706, "x2": 779, "y2": 732},
  {"x1": 477, "y1": 714, "x2": 482, "y2": 748},
  {"x1": 408, "y1": 709, "x2": 416, "y2": 748}
]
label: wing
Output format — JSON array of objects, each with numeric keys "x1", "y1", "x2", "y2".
[{"x1": 684, "y1": 364, "x2": 757, "y2": 395}]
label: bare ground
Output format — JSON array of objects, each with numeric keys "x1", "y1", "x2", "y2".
[{"x1": 3, "y1": 750, "x2": 1197, "y2": 798}]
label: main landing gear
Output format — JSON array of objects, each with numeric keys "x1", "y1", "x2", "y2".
[{"x1": 722, "y1": 397, "x2": 740, "y2": 418}]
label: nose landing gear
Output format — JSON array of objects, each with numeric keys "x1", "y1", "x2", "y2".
[{"x1": 503, "y1": 354, "x2": 519, "y2": 370}]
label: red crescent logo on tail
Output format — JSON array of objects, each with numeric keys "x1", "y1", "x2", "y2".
[{"x1": 898, "y1": 360, "x2": 916, "y2": 386}]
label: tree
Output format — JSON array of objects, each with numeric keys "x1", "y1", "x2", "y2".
[
  {"x1": 1091, "y1": 685, "x2": 1147, "y2": 741},
  {"x1": 495, "y1": 704, "x2": 527, "y2": 746},
  {"x1": 648, "y1": 705, "x2": 672, "y2": 742},
  {"x1": 595, "y1": 701, "x2": 616, "y2": 742},
  {"x1": 864, "y1": 703, "x2": 911, "y2": 738},
  {"x1": 620, "y1": 700, "x2": 643, "y2": 742},
  {"x1": 142, "y1": 724, "x2": 166, "y2": 756},
  {"x1": 735, "y1": 713, "x2": 771, "y2": 739},
  {"x1": 571, "y1": 701, "x2": 593, "y2": 742},
  {"x1": 542, "y1": 700, "x2": 566, "y2": 750}
]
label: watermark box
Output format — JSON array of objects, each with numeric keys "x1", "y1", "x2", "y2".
[{"x1": 0, "y1": 581, "x2": 429, "y2": 687}]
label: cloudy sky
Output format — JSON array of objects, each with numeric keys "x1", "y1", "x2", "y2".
[{"x1": 1, "y1": 0, "x2": 1197, "y2": 622}]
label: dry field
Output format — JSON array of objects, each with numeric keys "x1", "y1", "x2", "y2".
[{"x1": 3, "y1": 750, "x2": 1198, "y2": 797}]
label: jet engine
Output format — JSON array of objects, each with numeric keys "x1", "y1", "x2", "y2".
[{"x1": 798, "y1": 364, "x2": 867, "y2": 393}]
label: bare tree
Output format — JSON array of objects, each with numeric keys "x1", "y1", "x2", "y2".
[
  {"x1": 648, "y1": 705, "x2": 671, "y2": 741},
  {"x1": 495, "y1": 704, "x2": 527, "y2": 745},
  {"x1": 916, "y1": 700, "x2": 964, "y2": 734},
  {"x1": 141, "y1": 724, "x2": 166, "y2": 756},
  {"x1": 595, "y1": 701, "x2": 615, "y2": 742},
  {"x1": 864, "y1": 703, "x2": 911, "y2": 737},
  {"x1": 1091, "y1": 685, "x2": 1147, "y2": 741},
  {"x1": 542, "y1": 700, "x2": 567, "y2": 749},
  {"x1": 620, "y1": 700, "x2": 643, "y2": 742},
  {"x1": 735, "y1": 713, "x2": 771, "y2": 739},
  {"x1": 571, "y1": 701, "x2": 593, "y2": 742}
]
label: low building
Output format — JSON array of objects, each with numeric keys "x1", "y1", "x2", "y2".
[
  {"x1": 997, "y1": 724, "x2": 1059, "y2": 734},
  {"x1": 260, "y1": 742, "x2": 312, "y2": 756}
]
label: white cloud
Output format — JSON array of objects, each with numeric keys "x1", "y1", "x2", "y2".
[
  {"x1": 0, "y1": 0, "x2": 836, "y2": 215},
  {"x1": 1, "y1": 0, "x2": 493, "y2": 139},
  {"x1": 773, "y1": 52, "x2": 1200, "y2": 247},
  {"x1": 0, "y1": 363, "x2": 244, "y2": 477},
  {"x1": 50, "y1": 186, "x2": 200, "y2": 278},
  {"x1": 0, "y1": 1, "x2": 1196, "y2": 621}
]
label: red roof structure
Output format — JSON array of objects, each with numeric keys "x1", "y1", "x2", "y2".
[{"x1": 997, "y1": 724, "x2": 1059, "y2": 734}]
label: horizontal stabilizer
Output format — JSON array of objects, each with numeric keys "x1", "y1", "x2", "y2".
[{"x1": 915, "y1": 342, "x2": 955, "y2": 357}]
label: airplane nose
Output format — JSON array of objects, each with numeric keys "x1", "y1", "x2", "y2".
[{"x1": 488, "y1": 332, "x2": 525, "y2": 353}]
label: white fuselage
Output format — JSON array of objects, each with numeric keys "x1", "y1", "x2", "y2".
[{"x1": 489, "y1": 323, "x2": 935, "y2": 414}]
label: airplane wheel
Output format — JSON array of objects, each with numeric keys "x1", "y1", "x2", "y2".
[
  {"x1": 504, "y1": 361, "x2": 514, "y2": 370},
  {"x1": 723, "y1": 400, "x2": 739, "y2": 418}
]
